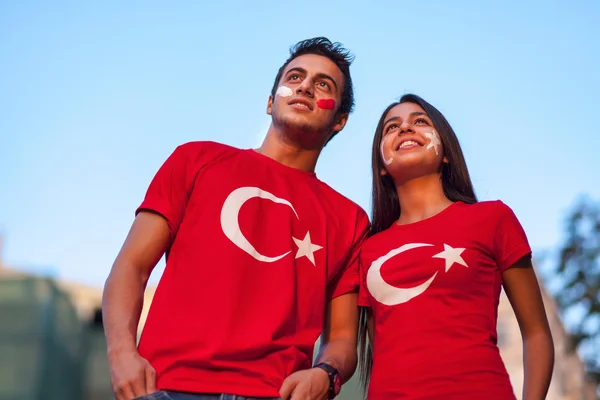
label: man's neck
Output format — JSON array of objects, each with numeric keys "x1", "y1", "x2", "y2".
[
  {"x1": 395, "y1": 174, "x2": 453, "y2": 225},
  {"x1": 256, "y1": 126, "x2": 323, "y2": 173}
]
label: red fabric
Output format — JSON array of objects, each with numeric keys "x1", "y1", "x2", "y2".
[
  {"x1": 136, "y1": 141, "x2": 369, "y2": 397},
  {"x1": 359, "y1": 201, "x2": 530, "y2": 399}
]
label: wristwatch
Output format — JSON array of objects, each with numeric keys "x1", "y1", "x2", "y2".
[{"x1": 314, "y1": 362, "x2": 341, "y2": 399}]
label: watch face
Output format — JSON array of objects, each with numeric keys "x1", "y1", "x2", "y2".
[{"x1": 333, "y1": 374, "x2": 342, "y2": 394}]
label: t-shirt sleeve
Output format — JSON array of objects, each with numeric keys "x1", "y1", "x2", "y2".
[
  {"x1": 136, "y1": 144, "x2": 197, "y2": 238},
  {"x1": 326, "y1": 208, "x2": 370, "y2": 301},
  {"x1": 493, "y1": 201, "x2": 532, "y2": 272},
  {"x1": 357, "y1": 253, "x2": 371, "y2": 307}
]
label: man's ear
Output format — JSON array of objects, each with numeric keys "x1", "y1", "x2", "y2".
[
  {"x1": 267, "y1": 95, "x2": 273, "y2": 115},
  {"x1": 331, "y1": 112, "x2": 348, "y2": 133}
]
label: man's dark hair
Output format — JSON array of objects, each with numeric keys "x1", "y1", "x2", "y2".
[{"x1": 271, "y1": 37, "x2": 355, "y2": 140}]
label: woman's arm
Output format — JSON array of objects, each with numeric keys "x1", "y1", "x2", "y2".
[{"x1": 502, "y1": 255, "x2": 554, "y2": 400}]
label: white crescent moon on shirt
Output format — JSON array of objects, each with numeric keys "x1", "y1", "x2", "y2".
[
  {"x1": 366, "y1": 243, "x2": 438, "y2": 306},
  {"x1": 220, "y1": 186, "x2": 299, "y2": 263}
]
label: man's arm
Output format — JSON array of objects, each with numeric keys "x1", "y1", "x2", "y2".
[
  {"x1": 279, "y1": 208, "x2": 368, "y2": 400},
  {"x1": 102, "y1": 211, "x2": 170, "y2": 400},
  {"x1": 279, "y1": 293, "x2": 359, "y2": 400},
  {"x1": 315, "y1": 293, "x2": 359, "y2": 382}
]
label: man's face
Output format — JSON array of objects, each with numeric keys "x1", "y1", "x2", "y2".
[{"x1": 267, "y1": 54, "x2": 347, "y2": 144}]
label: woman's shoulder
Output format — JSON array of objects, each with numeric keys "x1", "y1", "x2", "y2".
[{"x1": 460, "y1": 199, "x2": 515, "y2": 216}]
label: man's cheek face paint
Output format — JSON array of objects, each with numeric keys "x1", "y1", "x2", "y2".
[
  {"x1": 380, "y1": 134, "x2": 394, "y2": 165},
  {"x1": 276, "y1": 86, "x2": 293, "y2": 98},
  {"x1": 425, "y1": 130, "x2": 442, "y2": 156},
  {"x1": 316, "y1": 99, "x2": 336, "y2": 110}
]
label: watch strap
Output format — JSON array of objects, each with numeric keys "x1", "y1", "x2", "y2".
[{"x1": 314, "y1": 362, "x2": 341, "y2": 399}]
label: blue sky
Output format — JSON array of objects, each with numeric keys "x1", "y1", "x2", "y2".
[{"x1": 1, "y1": 1, "x2": 599, "y2": 286}]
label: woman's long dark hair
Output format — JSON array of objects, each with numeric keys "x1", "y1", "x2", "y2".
[{"x1": 358, "y1": 94, "x2": 478, "y2": 394}]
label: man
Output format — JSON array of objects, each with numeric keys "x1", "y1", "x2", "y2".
[{"x1": 103, "y1": 37, "x2": 369, "y2": 400}]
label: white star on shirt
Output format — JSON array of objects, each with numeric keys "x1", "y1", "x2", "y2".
[
  {"x1": 425, "y1": 130, "x2": 442, "y2": 155},
  {"x1": 433, "y1": 244, "x2": 469, "y2": 272},
  {"x1": 293, "y1": 231, "x2": 323, "y2": 266}
]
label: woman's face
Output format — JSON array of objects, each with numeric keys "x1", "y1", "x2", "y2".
[{"x1": 379, "y1": 102, "x2": 445, "y2": 179}]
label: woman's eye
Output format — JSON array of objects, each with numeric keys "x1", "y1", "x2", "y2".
[{"x1": 385, "y1": 124, "x2": 399, "y2": 132}]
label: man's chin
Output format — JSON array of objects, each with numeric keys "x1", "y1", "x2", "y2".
[{"x1": 276, "y1": 116, "x2": 322, "y2": 136}]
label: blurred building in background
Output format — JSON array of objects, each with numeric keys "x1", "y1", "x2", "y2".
[{"x1": 0, "y1": 234, "x2": 596, "y2": 399}]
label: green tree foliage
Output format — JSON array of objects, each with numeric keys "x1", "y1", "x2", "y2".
[{"x1": 553, "y1": 196, "x2": 600, "y2": 385}]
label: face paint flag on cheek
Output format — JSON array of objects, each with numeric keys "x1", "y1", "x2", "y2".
[
  {"x1": 380, "y1": 134, "x2": 394, "y2": 165},
  {"x1": 425, "y1": 130, "x2": 442, "y2": 156},
  {"x1": 316, "y1": 99, "x2": 336, "y2": 110},
  {"x1": 276, "y1": 86, "x2": 293, "y2": 98}
]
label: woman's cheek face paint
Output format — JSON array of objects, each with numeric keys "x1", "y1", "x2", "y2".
[
  {"x1": 380, "y1": 134, "x2": 394, "y2": 165},
  {"x1": 424, "y1": 130, "x2": 442, "y2": 156},
  {"x1": 276, "y1": 86, "x2": 293, "y2": 97},
  {"x1": 316, "y1": 99, "x2": 336, "y2": 110}
]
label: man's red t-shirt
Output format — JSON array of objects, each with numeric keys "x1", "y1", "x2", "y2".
[
  {"x1": 136, "y1": 141, "x2": 369, "y2": 397},
  {"x1": 358, "y1": 201, "x2": 531, "y2": 399}
]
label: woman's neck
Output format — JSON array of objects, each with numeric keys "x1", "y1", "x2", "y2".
[{"x1": 395, "y1": 173, "x2": 453, "y2": 225}]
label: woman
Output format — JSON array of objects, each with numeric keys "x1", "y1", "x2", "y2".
[{"x1": 357, "y1": 94, "x2": 554, "y2": 399}]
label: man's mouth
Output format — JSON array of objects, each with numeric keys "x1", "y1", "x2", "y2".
[{"x1": 288, "y1": 98, "x2": 314, "y2": 111}]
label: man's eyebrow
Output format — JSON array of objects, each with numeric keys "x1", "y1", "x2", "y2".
[{"x1": 284, "y1": 67, "x2": 307, "y2": 77}]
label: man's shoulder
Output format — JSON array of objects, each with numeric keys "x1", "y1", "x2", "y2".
[
  {"x1": 315, "y1": 180, "x2": 369, "y2": 222},
  {"x1": 171, "y1": 140, "x2": 242, "y2": 165},
  {"x1": 175, "y1": 140, "x2": 239, "y2": 155}
]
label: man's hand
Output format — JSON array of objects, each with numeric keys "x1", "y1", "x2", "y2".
[
  {"x1": 109, "y1": 350, "x2": 157, "y2": 400},
  {"x1": 279, "y1": 367, "x2": 330, "y2": 400}
]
